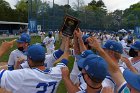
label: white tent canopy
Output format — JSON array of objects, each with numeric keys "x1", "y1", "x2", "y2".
[{"x1": 118, "y1": 29, "x2": 127, "y2": 33}]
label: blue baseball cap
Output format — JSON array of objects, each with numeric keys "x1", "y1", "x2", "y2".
[
  {"x1": 103, "y1": 40, "x2": 123, "y2": 54},
  {"x1": 123, "y1": 69, "x2": 140, "y2": 91},
  {"x1": 82, "y1": 34, "x2": 90, "y2": 43},
  {"x1": 81, "y1": 50, "x2": 94, "y2": 58},
  {"x1": 137, "y1": 35, "x2": 140, "y2": 39},
  {"x1": 77, "y1": 54, "x2": 108, "y2": 81},
  {"x1": 27, "y1": 44, "x2": 45, "y2": 62},
  {"x1": 48, "y1": 31, "x2": 53, "y2": 35},
  {"x1": 131, "y1": 41, "x2": 140, "y2": 51},
  {"x1": 17, "y1": 33, "x2": 31, "y2": 43},
  {"x1": 75, "y1": 50, "x2": 94, "y2": 61},
  {"x1": 127, "y1": 36, "x2": 133, "y2": 41}
]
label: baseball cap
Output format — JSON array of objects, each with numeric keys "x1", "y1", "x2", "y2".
[
  {"x1": 127, "y1": 36, "x2": 133, "y2": 41},
  {"x1": 27, "y1": 44, "x2": 45, "y2": 62},
  {"x1": 76, "y1": 50, "x2": 95, "y2": 61},
  {"x1": 17, "y1": 33, "x2": 31, "y2": 43},
  {"x1": 131, "y1": 41, "x2": 140, "y2": 51},
  {"x1": 102, "y1": 40, "x2": 123, "y2": 54},
  {"x1": 48, "y1": 31, "x2": 53, "y2": 35},
  {"x1": 77, "y1": 54, "x2": 108, "y2": 81},
  {"x1": 82, "y1": 34, "x2": 90, "y2": 44},
  {"x1": 123, "y1": 69, "x2": 140, "y2": 91},
  {"x1": 76, "y1": 50, "x2": 96, "y2": 67}
]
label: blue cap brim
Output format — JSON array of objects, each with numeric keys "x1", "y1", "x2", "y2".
[
  {"x1": 123, "y1": 69, "x2": 140, "y2": 91},
  {"x1": 77, "y1": 57, "x2": 86, "y2": 69},
  {"x1": 77, "y1": 54, "x2": 98, "y2": 69},
  {"x1": 102, "y1": 45, "x2": 106, "y2": 49},
  {"x1": 130, "y1": 45, "x2": 139, "y2": 50},
  {"x1": 16, "y1": 40, "x2": 24, "y2": 43}
]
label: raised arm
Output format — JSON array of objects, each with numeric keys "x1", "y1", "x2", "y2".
[
  {"x1": 60, "y1": 36, "x2": 67, "y2": 51},
  {"x1": 73, "y1": 31, "x2": 80, "y2": 55},
  {"x1": 121, "y1": 57, "x2": 137, "y2": 73},
  {"x1": 54, "y1": 37, "x2": 70, "y2": 65},
  {"x1": 61, "y1": 37, "x2": 80, "y2": 93},
  {"x1": 75, "y1": 28, "x2": 87, "y2": 53},
  {"x1": 61, "y1": 66, "x2": 80, "y2": 93}
]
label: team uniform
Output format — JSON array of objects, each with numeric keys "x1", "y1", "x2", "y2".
[
  {"x1": 20, "y1": 49, "x2": 64, "y2": 68},
  {"x1": 128, "y1": 57, "x2": 140, "y2": 74},
  {"x1": 70, "y1": 58, "x2": 81, "y2": 84},
  {"x1": 122, "y1": 45, "x2": 131, "y2": 58},
  {"x1": 8, "y1": 49, "x2": 27, "y2": 70},
  {"x1": 8, "y1": 33, "x2": 31, "y2": 70},
  {"x1": 43, "y1": 36, "x2": 55, "y2": 54},
  {"x1": 76, "y1": 72, "x2": 115, "y2": 91},
  {"x1": 0, "y1": 59, "x2": 68, "y2": 93},
  {"x1": 39, "y1": 32, "x2": 46, "y2": 42},
  {"x1": 76, "y1": 72, "x2": 130, "y2": 93}
]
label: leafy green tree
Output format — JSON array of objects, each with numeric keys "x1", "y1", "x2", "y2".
[{"x1": 0, "y1": 0, "x2": 12, "y2": 21}]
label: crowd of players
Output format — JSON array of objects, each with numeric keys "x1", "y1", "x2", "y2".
[{"x1": 0, "y1": 28, "x2": 140, "y2": 93}]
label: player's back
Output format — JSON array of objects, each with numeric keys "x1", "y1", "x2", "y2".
[{"x1": 1, "y1": 67, "x2": 62, "y2": 93}]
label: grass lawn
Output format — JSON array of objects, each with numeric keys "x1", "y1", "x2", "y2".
[{"x1": 0, "y1": 36, "x2": 74, "y2": 93}]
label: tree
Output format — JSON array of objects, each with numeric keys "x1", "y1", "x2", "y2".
[
  {"x1": 123, "y1": 2, "x2": 140, "y2": 29},
  {"x1": 0, "y1": 0, "x2": 13, "y2": 21}
]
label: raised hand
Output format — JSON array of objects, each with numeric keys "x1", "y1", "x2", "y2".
[
  {"x1": 87, "y1": 36, "x2": 101, "y2": 50},
  {"x1": 0, "y1": 39, "x2": 16, "y2": 57},
  {"x1": 75, "y1": 28, "x2": 83, "y2": 39},
  {"x1": 61, "y1": 67, "x2": 70, "y2": 79}
]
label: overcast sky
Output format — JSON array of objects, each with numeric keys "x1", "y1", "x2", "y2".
[{"x1": 5, "y1": 0, "x2": 140, "y2": 12}]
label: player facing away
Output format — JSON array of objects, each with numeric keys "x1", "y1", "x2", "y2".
[
  {"x1": 0, "y1": 44, "x2": 69, "y2": 93},
  {"x1": 43, "y1": 31, "x2": 55, "y2": 54},
  {"x1": 8, "y1": 33, "x2": 31, "y2": 70}
]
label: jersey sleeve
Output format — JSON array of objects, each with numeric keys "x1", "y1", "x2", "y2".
[
  {"x1": 43, "y1": 37, "x2": 48, "y2": 44},
  {"x1": 49, "y1": 59, "x2": 68, "y2": 78},
  {"x1": 117, "y1": 82, "x2": 131, "y2": 93},
  {"x1": 0, "y1": 69, "x2": 24, "y2": 92},
  {"x1": 78, "y1": 73, "x2": 87, "y2": 91},
  {"x1": 133, "y1": 62, "x2": 140, "y2": 74},
  {"x1": 8, "y1": 52, "x2": 15, "y2": 70},
  {"x1": 44, "y1": 49, "x2": 64, "y2": 68},
  {"x1": 102, "y1": 76, "x2": 116, "y2": 90}
]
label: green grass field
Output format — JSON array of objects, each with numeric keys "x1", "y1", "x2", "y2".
[{"x1": 0, "y1": 36, "x2": 74, "y2": 93}]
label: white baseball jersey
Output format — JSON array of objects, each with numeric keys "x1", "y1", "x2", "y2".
[
  {"x1": 8, "y1": 49, "x2": 27, "y2": 70},
  {"x1": 70, "y1": 58, "x2": 80, "y2": 84},
  {"x1": 0, "y1": 62, "x2": 67, "y2": 93},
  {"x1": 43, "y1": 36, "x2": 55, "y2": 49},
  {"x1": 122, "y1": 57, "x2": 140, "y2": 74},
  {"x1": 122, "y1": 45, "x2": 131, "y2": 58},
  {"x1": 77, "y1": 72, "x2": 115, "y2": 91},
  {"x1": 77, "y1": 72, "x2": 130, "y2": 93}
]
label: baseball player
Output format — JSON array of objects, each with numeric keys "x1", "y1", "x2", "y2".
[
  {"x1": 62, "y1": 49, "x2": 109, "y2": 93},
  {"x1": 70, "y1": 29, "x2": 92, "y2": 84},
  {"x1": 43, "y1": 31, "x2": 55, "y2": 54},
  {"x1": 19, "y1": 36, "x2": 67, "y2": 69},
  {"x1": 8, "y1": 33, "x2": 31, "y2": 70},
  {"x1": 127, "y1": 41, "x2": 140, "y2": 74},
  {"x1": 0, "y1": 41, "x2": 70, "y2": 93},
  {"x1": 65, "y1": 32, "x2": 129, "y2": 93},
  {"x1": 87, "y1": 36, "x2": 131, "y2": 93}
]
